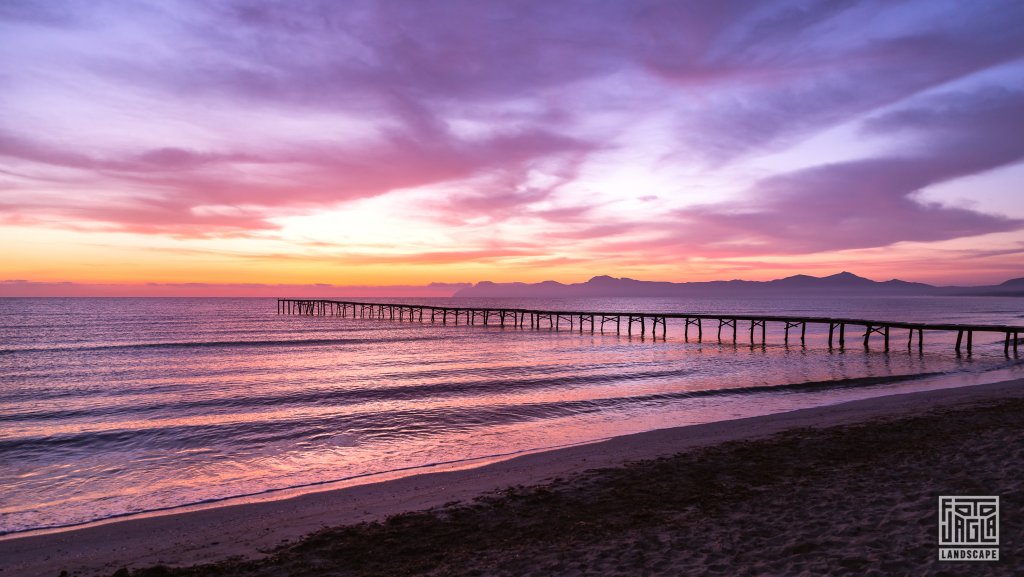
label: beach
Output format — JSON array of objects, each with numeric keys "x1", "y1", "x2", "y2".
[
  {"x1": 8, "y1": 295, "x2": 1020, "y2": 539},
  {"x1": 5, "y1": 1, "x2": 1024, "y2": 574},
  {"x1": 3, "y1": 377, "x2": 1021, "y2": 576}
]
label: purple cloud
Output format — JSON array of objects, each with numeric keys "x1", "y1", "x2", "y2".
[
  {"x1": 0, "y1": 0, "x2": 1022, "y2": 258},
  {"x1": 662, "y1": 86, "x2": 1024, "y2": 254}
]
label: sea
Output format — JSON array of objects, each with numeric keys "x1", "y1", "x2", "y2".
[{"x1": 1, "y1": 296, "x2": 1022, "y2": 536}]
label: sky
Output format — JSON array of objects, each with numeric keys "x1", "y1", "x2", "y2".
[{"x1": 2, "y1": 0, "x2": 1024, "y2": 296}]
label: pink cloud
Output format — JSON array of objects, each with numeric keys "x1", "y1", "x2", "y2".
[
  {"x1": 679, "y1": 86, "x2": 1024, "y2": 253},
  {"x1": 563, "y1": 85, "x2": 1024, "y2": 258},
  {"x1": 1, "y1": 0, "x2": 1023, "y2": 262}
]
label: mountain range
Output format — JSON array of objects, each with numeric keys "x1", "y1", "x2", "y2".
[{"x1": 454, "y1": 272, "x2": 1024, "y2": 298}]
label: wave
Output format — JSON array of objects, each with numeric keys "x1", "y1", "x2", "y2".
[
  {"x1": 0, "y1": 365, "x2": 697, "y2": 422},
  {"x1": 0, "y1": 370, "x2": 944, "y2": 537},
  {"x1": 0, "y1": 371, "x2": 941, "y2": 456},
  {"x1": 0, "y1": 438, "x2": 600, "y2": 537},
  {"x1": 0, "y1": 335, "x2": 438, "y2": 355}
]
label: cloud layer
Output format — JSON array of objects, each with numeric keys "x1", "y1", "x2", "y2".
[{"x1": 2, "y1": 0, "x2": 1023, "y2": 284}]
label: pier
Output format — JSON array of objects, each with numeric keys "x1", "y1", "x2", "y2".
[{"x1": 277, "y1": 299, "x2": 1022, "y2": 357}]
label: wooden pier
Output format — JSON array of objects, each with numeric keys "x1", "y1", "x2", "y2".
[{"x1": 276, "y1": 299, "x2": 1022, "y2": 357}]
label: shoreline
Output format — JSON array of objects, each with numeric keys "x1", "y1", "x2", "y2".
[
  {"x1": 5, "y1": 363, "x2": 1017, "y2": 540},
  {"x1": 0, "y1": 370, "x2": 957, "y2": 540},
  {"x1": 2, "y1": 376, "x2": 1023, "y2": 576}
]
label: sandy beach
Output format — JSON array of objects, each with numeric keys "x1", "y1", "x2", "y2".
[
  {"x1": 3, "y1": 377, "x2": 1022, "y2": 577},
  {"x1": 6, "y1": 1, "x2": 1024, "y2": 575}
]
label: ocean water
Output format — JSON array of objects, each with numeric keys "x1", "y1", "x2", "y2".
[{"x1": 1, "y1": 296, "x2": 1022, "y2": 535}]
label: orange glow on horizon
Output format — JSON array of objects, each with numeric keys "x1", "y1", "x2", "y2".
[{"x1": 2, "y1": 2, "x2": 1024, "y2": 295}]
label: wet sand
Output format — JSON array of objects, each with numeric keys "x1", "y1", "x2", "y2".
[{"x1": 3, "y1": 378, "x2": 1022, "y2": 576}]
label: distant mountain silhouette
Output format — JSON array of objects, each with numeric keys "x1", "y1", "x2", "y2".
[
  {"x1": 949, "y1": 276, "x2": 1024, "y2": 297},
  {"x1": 454, "y1": 273, "x2": 1024, "y2": 298}
]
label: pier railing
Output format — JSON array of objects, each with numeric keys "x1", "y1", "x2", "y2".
[{"x1": 276, "y1": 299, "x2": 1022, "y2": 357}]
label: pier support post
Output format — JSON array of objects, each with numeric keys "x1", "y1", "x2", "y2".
[
  {"x1": 685, "y1": 318, "x2": 703, "y2": 341},
  {"x1": 717, "y1": 319, "x2": 737, "y2": 343},
  {"x1": 648, "y1": 316, "x2": 665, "y2": 339},
  {"x1": 276, "y1": 302, "x2": 1022, "y2": 361},
  {"x1": 627, "y1": 315, "x2": 645, "y2": 337},
  {"x1": 750, "y1": 320, "x2": 765, "y2": 344},
  {"x1": 784, "y1": 321, "x2": 804, "y2": 345}
]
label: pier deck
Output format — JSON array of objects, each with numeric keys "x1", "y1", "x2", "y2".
[{"x1": 277, "y1": 299, "x2": 1022, "y2": 356}]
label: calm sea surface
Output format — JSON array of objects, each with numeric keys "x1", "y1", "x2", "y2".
[{"x1": 1, "y1": 296, "x2": 1022, "y2": 534}]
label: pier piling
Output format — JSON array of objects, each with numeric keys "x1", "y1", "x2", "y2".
[{"x1": 276, "y1": 299, "x2": 1022, "y2": 356}]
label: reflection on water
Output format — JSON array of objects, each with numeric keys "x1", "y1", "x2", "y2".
[{"x1": 0, "y1": 296, "x2": 1021, "y2": 534}]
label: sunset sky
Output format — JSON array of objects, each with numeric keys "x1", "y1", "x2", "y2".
[{"x1": 2, "y1": 0, "x2": 1023, "y2": 295}]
